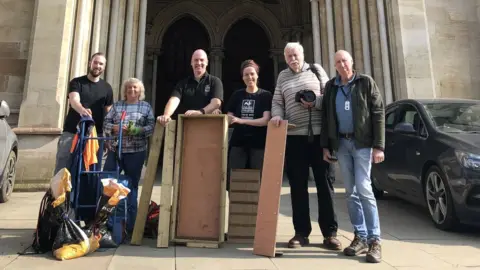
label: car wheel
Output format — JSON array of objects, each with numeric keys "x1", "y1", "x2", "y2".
[
  {"x1": 371, "y1": 175, "x2": 384, "y2": 199},
  {"x1": 424, "y1": 165, "x2": 458, "y2": 230},
  {"x1": 0, "y1": 151, "x2": 17, "y2": 203}
]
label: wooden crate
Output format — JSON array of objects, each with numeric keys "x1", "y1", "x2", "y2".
[
  {"x1": 228, "y1": 169, "x2": 261, "y2": 244},
  {"x1": 170, "y1": 114, "x2": 228, "y2": 247}
]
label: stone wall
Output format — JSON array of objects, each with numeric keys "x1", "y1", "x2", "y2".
[
  {"x1": 425, "y1": 0, "x2": 480, "y2": 100},
  {"x1": 0, "y1": 0, "x2": 34, "y2": 127}
]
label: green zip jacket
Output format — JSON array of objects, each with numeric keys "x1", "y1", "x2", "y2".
[{"x1": 320, "y1": 73, "x2": 385, "y2": 151}]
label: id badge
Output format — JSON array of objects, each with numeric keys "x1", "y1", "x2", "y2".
[{"x1": 344, "y1": 101, "x2": 350, "y2": 111}]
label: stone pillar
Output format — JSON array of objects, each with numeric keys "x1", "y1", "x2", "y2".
[
  {"x1": 135, "y1": 0, "x2": 147, "y2": 80},
  {"x1": 376, "y1": 0, "x2": 393, "y2": 104},
  {"x1": 270, "y1": 49, "x2": 284, "y2": 85},
  {"x1": 310, "y1": 0, "x2": 321, "y2": 64},
  {"x1": 342, "y1": 0, "x2": 352, "y2": 53},
  {"x1": 359, "y1": 0, "x2": 372, "y2": 75},
  {"x1": 70, "y1": 0, "x2": 94, "y2": 79},
  {"x1": 14, "y1": 0, "x2": 77, "y2": 189},
  {"x1": 389, "y1": 0, "x2": 436, "y2": 99},
  {"x1": 122, "y1": 0, "x2": 135, "y2": 83},
  {"x1": 151, "y1": 52, "x2": 158, "y2": 115},
  {"x1": 106, "y1": 0, "x2": 119, "y2": 84},
  {"x1": 210, "y1": 47, "x2": 224, "y2": 79},
  {"x1": 325, "y1": 0, "x2": 336, "y2": 77},
  {"x1": 91, "y1": 0, "x2": 104, "y2": 54}
]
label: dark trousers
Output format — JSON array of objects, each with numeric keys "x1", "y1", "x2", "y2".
[
  {"x1": 226, "y1": 146, "x2": 264, "y2": 191},
  {"x1": 285, "y1": 135, "x2": 338, "y2": 238}
]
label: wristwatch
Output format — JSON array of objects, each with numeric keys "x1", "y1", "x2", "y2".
[{"x1": 200, "y1": 108, "x2": 206, "y2": 114}]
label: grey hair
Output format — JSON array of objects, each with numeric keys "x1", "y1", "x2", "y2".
[
  {"x1": 122, "y1": 78, "x2": 145, "y2": 101},
  {"x1": 284, "y1": 42, "x2": 304, "y2": 55}
]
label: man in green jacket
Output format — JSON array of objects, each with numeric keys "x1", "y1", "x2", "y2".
[{"x1": 320, "y1": 50, "x2": 385, "y2": 263}]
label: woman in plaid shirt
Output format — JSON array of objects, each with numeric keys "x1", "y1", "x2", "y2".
[{"x1": 103, "y1": 77, "x2": 155, "y2": 234}]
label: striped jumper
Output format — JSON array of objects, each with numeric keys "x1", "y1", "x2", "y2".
[{"x1": 271, "y1": 62, "x2": 330, "y2": 135}]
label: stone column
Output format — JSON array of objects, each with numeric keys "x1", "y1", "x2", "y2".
[
  {"x1": 151, "y1": 52, "x2": 158, "y2": 115},
  {"x1": 325, "y1": 0, "x2": 336, "y2": 77},
  {"x1": 342, "y1": 0, "x2": 352, "y2": 53},
  {"x1": 310, "y1": 0, "x2": 321, "y2": 64},
  {"x1": 106, "y1": 0, "x2": 119, "y2": 84},
  {"x1": 376, "y1": 0, "x2": 393, "y2": 104},
  {"x1": 270, "y1": 49, "x2": 284, "y2": 84},
  {"x1": 91, "y1": 0, "x2": 104, "y2": 54},
  {"x1": 122, "y1": 0, "x2": 135, "y2": 83},
  {"x1": 135, "y1": 0, "x2": 147, "y2": 80},
  {"x1": 14, "y1": 0, "x2": 77, "y2": 188},
  {"x1": 359, "y1": 0, "x2": 371, "y2": 75},
  {"x1": 70, "y1": 0, "x2": 94, "y2": 78},
  {"x1": 389, "y1": 0, "x2": 436, "y2": 99},
  {"x1": 210, "y1": 47, "x2": 224, "y2": 79}
]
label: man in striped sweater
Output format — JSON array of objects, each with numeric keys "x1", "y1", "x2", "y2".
[{"x1": 271, "y1": 42, "x2": 341, "y2": 250}]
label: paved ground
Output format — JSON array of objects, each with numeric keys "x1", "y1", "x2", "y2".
[{"x1": 1, "y1": 172, "x2": 480, "y2": 270}]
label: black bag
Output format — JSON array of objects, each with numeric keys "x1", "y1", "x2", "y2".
[{"x1": 19, "y1": 189, "x2": 74, "y2": 255}]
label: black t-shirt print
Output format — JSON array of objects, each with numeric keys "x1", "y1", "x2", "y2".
[
  {"x1": 170, "y1": 72, "x2": 223, "y2": 115},
  {"x1": 227, "y1": 88, "x2": 272, "y2": 149},
  {"x1": 63, "y1": 75, "x2": 114, "y2": 134}
]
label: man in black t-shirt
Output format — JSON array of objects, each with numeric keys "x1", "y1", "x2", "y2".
[
  {"x1": 54, "y1": 52, "x2": 114, "y2": 174},
  {"x1": 157, "y1": 49, "x2": 223, "y2": 125}
]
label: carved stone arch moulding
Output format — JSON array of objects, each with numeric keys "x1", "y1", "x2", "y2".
[
  {"x1": 147, "y1": 1, "x2": 219, "y2": 48},
  {"x1": 217, "y1": 1, "x2": 283, "y2": 49}
]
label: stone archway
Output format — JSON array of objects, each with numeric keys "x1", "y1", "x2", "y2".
[
  {"x1": 222, "y1": 18, "x2": 274, "y2": 108},
  {"x1": 217, "y1": 1, "x2": 283, "y2": 49},
  {"x1": 148, "y1": 1, "x2": 218, "y2": 48},
  {"x1": 155, "y1": 16, "x2": 211, "y2": 117}
]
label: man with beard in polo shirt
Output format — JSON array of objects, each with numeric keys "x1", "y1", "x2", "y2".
[{"x1": 157, "y1": 49, "x2": 224, "y2": 125}]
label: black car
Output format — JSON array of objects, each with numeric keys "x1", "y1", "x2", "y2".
[{"x1": 371, "y1": 98, "x2": 480, "y2": 230}]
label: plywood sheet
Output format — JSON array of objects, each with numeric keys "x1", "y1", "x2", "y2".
[
  {"x1": 253, "y1": 121, "x2": 288, "y2": 257},
  {"x1": 174, "y1": 115, "x2": 227, "y2": 241}
]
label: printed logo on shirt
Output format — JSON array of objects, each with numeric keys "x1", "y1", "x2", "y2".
[
  {"x1": 204, "y1": 85, "x2": 211, "y2": 94},
  {"x1": 241, "y1": 99, "x2": 255, "y2": 119}
]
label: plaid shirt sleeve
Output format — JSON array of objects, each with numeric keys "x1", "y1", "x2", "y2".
[{"x1": 141, "y1": 102, "x2": 155, "y2": 137}]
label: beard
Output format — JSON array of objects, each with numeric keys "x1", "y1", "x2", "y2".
[{"x1": 89, "y1": 68, "x2": 103, "y2": 78}]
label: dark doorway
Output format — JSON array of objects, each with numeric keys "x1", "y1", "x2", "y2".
[
  {"x1": 156, "y1": 16, "x2": 211, "y2": 116},
  {"x1": 222, "y1": 18, "x2": 273, "y2": 110}
]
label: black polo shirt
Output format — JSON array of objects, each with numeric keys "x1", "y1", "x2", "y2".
[{"x1": 171, "y1": 73, "x2": 223, "y2": 114}]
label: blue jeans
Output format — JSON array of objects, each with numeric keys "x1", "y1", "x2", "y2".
[
  {"x1": 336, "y1": 138, "x2": 381, "y2": 242},
  {"x1": 103, "y1": 150, "x2": 146, "y2": 231}
]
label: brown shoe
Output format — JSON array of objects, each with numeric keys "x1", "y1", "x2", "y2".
[
  {"x1": 287, "y1": 235, "x2": 309, "y2": 248},
  {"x1": 366, "y1": 240, "x2": 382, "y2": 263},
  {"x1": 343, "y1": 235, "x2": 368, "y2": 256},
  {"x1": 323, "y1": 236, "x2": 342, "y2": 250}
]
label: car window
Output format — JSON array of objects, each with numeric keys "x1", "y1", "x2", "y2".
[
  {"x1": 385, "y1": 110, "x2": 396, "y2": 130},
  {"x1": 398, "y1": 104, "x2": 427, "y2": 137},
  {"x1": 423, "y1": 102, "x2": 480, "y2": 133}
]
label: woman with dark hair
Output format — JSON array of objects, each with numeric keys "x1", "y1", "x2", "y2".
[{"x1": 226, "y1": 60, "x2": 273, "y2": 183}]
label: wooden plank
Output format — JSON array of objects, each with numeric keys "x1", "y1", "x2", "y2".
[
  {"x1": 229, "y1": 214, "x2": 257, "y2": 225},
  {"x1": 230, "y1": 169, "x2": 262, "y2": 182},
  {"x1": 157, "y1": 121, "x2": 176, "y2": 248},
  {"x1": 230, "y1": 181, "x2": 260, "y2": 192},
  {"x1": 186, "y1": 242, "x2": 219, "y2": 249},
  {"x1": 253, "y1": 120, "x2": 288, "y2": 257},
  {"x1": 171, "y1": 115, "x2": 228, "y2": 243},
  {"x1": 169, "y1": 118, "x2": 183, "y2": 241},
  {"x1": 130, "y1": 123, "x2": 165, "y2": 245},
  {"x1": 229, "y1": 192, "x2": 259, "y2": 204},
  {"x1": 230, "y1": 204, "x2": 258, "y2": 214}
]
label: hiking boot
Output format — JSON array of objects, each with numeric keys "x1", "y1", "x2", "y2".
[
  {"x1": 287, "y1": 235, "x2": 309, "y2": 248},
  {"x1": 323, "y1": 236, "x2": 342, "y2": 250},
  {"x1": 343, "y1": 235, "x2": 368, "y2": 256},
  {"x1": 366, "y1": 240, "x2": 382, "y2": 263}
]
